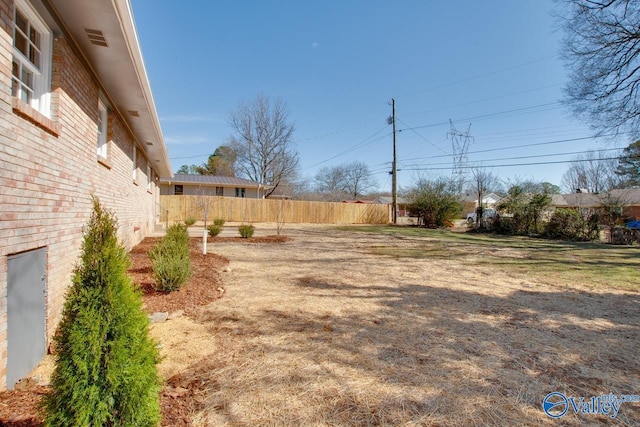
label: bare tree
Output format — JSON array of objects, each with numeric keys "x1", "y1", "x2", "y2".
[
  {"x1": 557, "y1": 0, "x2": 640, "y2": 137},
  {"x1": 343, "y1": 161, "x2": 376, "y2": 199},
  {"x1": 561, "y1": 150, "x2": 620, "y2": 192},
  {"x1": 314, "y1": 161, "x2": 376, "y2": 200},
  {"x1": 314, "y1": 165, "x2": 347, "y2": 200},
  {"x1": 229, "y1": 94, "x2": 299, "y2": 198},
  {"x1": 469, "y1": 168, "x2": 500, "y2": 228}
]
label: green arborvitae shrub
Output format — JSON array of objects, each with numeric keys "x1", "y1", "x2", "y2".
[
  {"x1": 207, "y1": 224, "x2": 222, "y2": 237},
  {"x1": 149, "y1": 223, "x2": 191, "y2": 292},
  {"x1": 238, "y1": 224, "x2": 255, "y2": 238},
  {"x1": 43, "y1": 197, "x2": 160, "y2": 427},
  {"x1": 184, "y1": 216, "x2": 196, "y2": 227},
  {"x1": 213, "y1": 218, "x2": 225, "y2": 226}
]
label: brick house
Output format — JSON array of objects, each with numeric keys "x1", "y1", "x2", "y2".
[{"x1": 0, "y1": 0, "x2": 171, "y2": 389}]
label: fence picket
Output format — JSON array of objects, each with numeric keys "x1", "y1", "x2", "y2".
[{"x1": 159, "y1": 196, "x2": 390, "y2": 224}]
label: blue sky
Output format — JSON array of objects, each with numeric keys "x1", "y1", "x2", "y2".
[{"x1": 131, "y1": 0, "x2": 626, "y2": 193}]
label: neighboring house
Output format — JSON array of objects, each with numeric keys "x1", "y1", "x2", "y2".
[
  {"x1": 159, "y1": 174, "x2": 267, "y2": 199},
  {"x1": 461, "y1": 192, "x2": 502, "y2": 219},
  {"x1": 374, "y1": 196, "x2": 410, "y2": 217},
  {"x1": 0, "y1": 0, "x2": 171, "y2": 390},
  {"x1": 551, "y1": 189, "x2": 640, "y2": 220}
]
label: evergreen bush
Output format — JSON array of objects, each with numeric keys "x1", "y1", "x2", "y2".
[
  {"x1": 43, "y1": 197, "x2": 160, "y2": 426},
  {"x1": 238, "y1": 224, "x2": 255, "y2": 238},
  {"x1": 546, "y1": 208, "x2": 599, "y2": 241},
  {"x1": 207, "y1": 224, "x2": 222, "y2": 237},
  {"x1": 164, "y1": 223, "x2": 189, "y2": 247},
  {"x1": 213, "y1": 218, "x2": 225, "y2": 226},
  {"x1": 149, "y1": 223, "x2": 191, "y2": 292},
  {"x1": 184, "y1": 216, "x2": 196, "y2": 227}
]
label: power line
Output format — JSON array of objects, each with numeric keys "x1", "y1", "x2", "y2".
[
  {"x1": 170, "y1": 153, "x2": 211, "y2": 160},
  {"x1": 399, "y1": 135, "x2": 615, "y2": 163},
  {"x1": 305, "y1": 125, "x2": 391, "y2": 169},
  {"x1": 395, "y1": 55, "x2": 557, "y2": 98},
  {"x1": 401, "y1": 155, "x2": 623, "y2": 172},
  {"x1": 400, "y1": 147, "x2": 622, "y2": 168},
  {"x1": 401, "y1": 82, "x2": 563, "y2": 119},
  {"x1": 397, "y1": 101, "x2": 561, "y2": 132},
  {"x1": 396, "y1": 118, "x2": 450, "y2": 155}
]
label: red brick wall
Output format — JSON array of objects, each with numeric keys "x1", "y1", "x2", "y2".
[
  {"x1": 0, "y1": 0, "x2": 161, "y2": 389},
  {"x1": 624, "y1": 206, "x2": 640, "y2": 220}
]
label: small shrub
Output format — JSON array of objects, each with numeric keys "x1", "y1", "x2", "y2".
[
  {"x1": 213, "y1": 218, "x2": 225, "y2": 226},
  {"x1": 44, "y1": 197, "x2": 160, "y2": 426},
  {"x1": 208, "y1": 224, "x2": 222, "y2": 237},
  {"x1": 165, "y1": 223, "x2": 189, "y2": 247},
  {"x1": 238, "y1": 224, "x2": 255, "y2": 238},
  {"x1": 149, "y1": 223, "x2": 191, "y2": 292},
  {"x1": 184, "y1": 217, "x2": 196, "y2": 227}
]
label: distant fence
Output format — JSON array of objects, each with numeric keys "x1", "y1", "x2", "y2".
[{"x1": 159, "y1": 196, "x2": 391, "y2": 224}]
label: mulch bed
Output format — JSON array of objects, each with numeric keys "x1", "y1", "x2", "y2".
[{"x1": 0, "y1": 235, "x2": 289, "y2": 426}]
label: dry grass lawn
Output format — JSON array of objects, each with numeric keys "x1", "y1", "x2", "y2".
[{"x1": 154, "y1": 224, "x2": 640, "y2": 426}]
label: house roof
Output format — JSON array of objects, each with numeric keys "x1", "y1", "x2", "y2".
[
  {"x1": 374, "y1": 196, "x2": 409, "y2": 205},
  {"x1": 47, "y1": 0, "x2": 171, "y2": 177},
  {"x1": 552, "y1": 189, "x2": 640, "y2": 208},
  {"x1": 159, "y1": 174, "x2": 264, "y2": 188},
  {"x1": 461, "y1": 192, "x2": 502, "y2": 203}
]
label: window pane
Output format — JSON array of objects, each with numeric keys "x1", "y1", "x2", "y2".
[
  {"x1": 20, "y1": 85, "x2": 30, "y2": 103},
  {"x1": 14, "y1": 32, "x2": 27, "y2": 56},
  {"x1": 21, "y1": 68, "x2": 33, "y2": 90},
  {"x1": 29, "y1": 26, "x2": 40, "y2": 48},
  {"x1": 12, "y1": 60, "x2": 19, "y2": 78},
  {"x1": 29, "y1": 48, "x2": 39, "y2": 69},
  {"x1": 15, "y1": 10, "x2": 27, "y2": 34}
]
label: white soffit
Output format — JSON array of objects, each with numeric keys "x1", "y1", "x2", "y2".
[{"x1": 47, "y1": 0, "x2": 172, "y2": 176}]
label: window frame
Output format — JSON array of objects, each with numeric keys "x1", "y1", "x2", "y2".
[
  {"x1": 11, "y1": 0, "x2": 52, "y2": 118},
  {"x1": 147, "y1": 164, "x2": 152, "y2": 192},
  {"x1": 132, "y1": 145, "x2": 137, "y2": 182},
  {"x1": 174, "y1": 185, "x2": 184, "y2": 195},
  {"x1": 96, "y1": 98, "x2": 108, "y2": 159},
  {"x1": 216, "y1": 186, "x2": 223, "y2": 196}
]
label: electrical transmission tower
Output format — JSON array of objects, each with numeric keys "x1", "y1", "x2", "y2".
[{"x1": 448, "y1": 119, "x2": 474, "y2": 194}]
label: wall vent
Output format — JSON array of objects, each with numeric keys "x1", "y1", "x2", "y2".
[
  {"x1": 85, "y1": 29, "x2": 108, "y2": 47},
  {"x1": 127, "y1": 110, "x2": 140, "y2": 117}
]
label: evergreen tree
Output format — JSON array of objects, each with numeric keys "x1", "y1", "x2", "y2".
[
  {"x1": 44, "y1": 197, "x2": 160, "y2": 426},
  {"x1": 615, "y1": 140, "x2": 640, "y2": 188}
]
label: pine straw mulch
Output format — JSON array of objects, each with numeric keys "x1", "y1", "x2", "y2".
[{"x1": 0, "y1": 235, "x2": 289, "y2": 427}]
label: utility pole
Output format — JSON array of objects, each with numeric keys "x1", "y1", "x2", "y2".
[{"x1": 391, "y1": 98, "x2": 397, "y2": 224}]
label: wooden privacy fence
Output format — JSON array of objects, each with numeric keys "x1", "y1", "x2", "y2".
[{"x1": 160, "y1": 196, "x2": 390, "y2": 224}]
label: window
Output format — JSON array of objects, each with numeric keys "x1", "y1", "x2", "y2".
[
  {"x1": 12, "y1": 0, "x2": 52, "y2": 116},
  {"x1": 235, "y1": 187, "x2": 245, "y2": 198},
  {"x1": 216, "y1": 187, "x2": 223, "y2": 196},
  {"x1": 147, "y1": 165, "x2": 152, "y2": 191},
  {"x1": 132, "y1": 146, "x2": 137, "y2": 181},
  {"x1": 174, "y1": 185, "x2": 183, "y2": 195},
  {"x1": 97, "y1": 99, "x2": 108, "y2": 158}
]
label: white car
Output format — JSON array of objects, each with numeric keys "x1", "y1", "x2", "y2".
[{"x1": 467, "y1": 208, "x2": 497, "y2": 223}]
